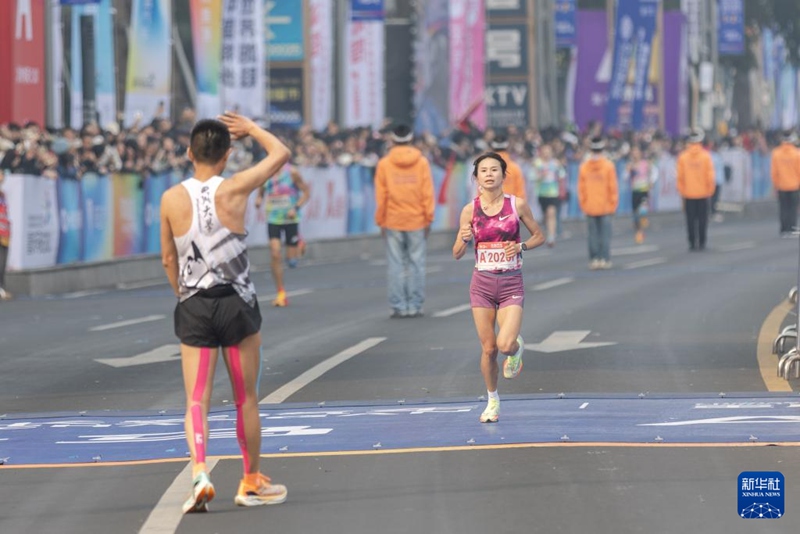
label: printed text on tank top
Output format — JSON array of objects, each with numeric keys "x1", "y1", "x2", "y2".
[{"x1": 471, "y1": 194, "x2": 522, "y2": 273}]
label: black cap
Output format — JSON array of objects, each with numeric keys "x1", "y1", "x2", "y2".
[{"x1": 391, "y1": 124, "x2": 413, "y2": 143}]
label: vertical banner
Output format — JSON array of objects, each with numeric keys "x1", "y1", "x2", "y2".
[
  {"x1": 56, "y1": 178, "x2": 83, "y2": 264},
  {"x1": 630, "y1": 0, "x2": 659, "y2": 129},
  {"x1": 143, "y1": 172, "x2": 169, "y2": 254},
  {"x1": 112, "y1": 173, "x2": 144, "y2": 257},
  {"x1": 0, "y1": 0, "x2": 46, "y2": 126},
  {"x1": 309, "y1": 0, "x2": 333, "y2": 130},
  {"x1": 414, "y1": 0, "x2": 449, "y2": 135},
  {"x1": 190, "y1": 0, "x2": 223, "y2": 119},
  {"x1": 718, "y1": 0, "x2": 744, "y2": 56},
  {"x1": 124, "y1": 0, "x2": 172, "y2": 124},
  {"x1": 344, "y1": 0, "x2": 385, "y2": 128},
  {"x1": 3, "y1": 174, "x2": 59, "y2": 270},
  {"x1": 299, "y1": 167, "x2": 349, "y2": 240},
  {"x1": 663, "y1": 11, "x2": 687, "y2": 137},
  {"x1": 80, "y1": 172, "x2": 113, "y2": 262},
  {"x1": 605, "y1": 0, "x2": 636, "y2": 128},
  {"x1": 555, "y1": 0, "x2": 577, "y2": 49},
  {"x1": 269, "y1": 67, "x2": 304, "y2": 127},
  {"x1": 70, "y1": 0, "x2": 117, "y2": 128},
  {"x1": 448, "y1": 0, "x2": 486, "y2": 128},
  {"x1": 220, "y1": 0, "x2": 265, "y2": 118},
  {"x1": 49, "y1": 0, "x2": 64, "y2": 128}
]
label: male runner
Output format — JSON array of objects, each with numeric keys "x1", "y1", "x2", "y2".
[
  {"x1": 255, "y1": 164, "x2": 309, "y2": 306},
  {"x1": 160, "y1": 112, "x2": 290, "y2": 513}
]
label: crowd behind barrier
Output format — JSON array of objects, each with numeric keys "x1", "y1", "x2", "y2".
[
  {"x1": 0, "y1": 111, "x2": 783, "y2": 271},
  {"x1": 2, "y1": 146, "x2": 774, "y2": 272}
]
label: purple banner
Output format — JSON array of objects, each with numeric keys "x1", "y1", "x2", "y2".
[
  {"x1": 414, "y1": 0, "x2": 449, "y2": 135},
  {"x1": 663, "y1": 11, "x2": 687, "y2": 136},
  {"x1": 573, "y1": 10, "x2": 608, "y2": 130}
]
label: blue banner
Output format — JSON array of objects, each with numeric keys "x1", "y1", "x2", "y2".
[
  {"x1": 605, "y1": 0, "x2": 659, "y2": 129},
  {"x1": 56, "y1": 179, "x2": 83, "y2": 264},
  {"x1": 346, "y1": 166, "x2": 366, "y2": 235},
  {"x1": 718, "y1": 0, "x2": 744, "y2": 55},
  {"x1": 351, "y1": 0, "x2": 384, "y2": 22},
  {"x1": 266, "y1": 0, "x2": 304, "y2": 61},
  {"x1": 143, "y1": 173, "x2": 169, "y2": 254},
  {"x1": 630, "y1": 0, "x2": 659, "y2": 129},
  {"x1": 554, "y1": 0, "x2": 577, "y2": 49},
  {"x1": 80, "y1": 173, "x2": 113, "y2": 262},
  {"x1": 61, "y1": 0, "x2": 100, "y2": 4}
]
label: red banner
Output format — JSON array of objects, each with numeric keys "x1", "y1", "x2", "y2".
[{"x1": 0, "y1": 0, "x2": 46, "y2": 126}]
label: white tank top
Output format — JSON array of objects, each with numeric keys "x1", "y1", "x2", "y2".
[{"x1": 175, "y1": 176, "x2": 256, "y2": 305}]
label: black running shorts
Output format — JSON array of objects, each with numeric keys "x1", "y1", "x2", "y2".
[
  {"x1": 174, "y1": 285, "x2": 262, "y2": 347},
  {"x1": 268, "y1": 223, "x2": 299, "y2": 246}
]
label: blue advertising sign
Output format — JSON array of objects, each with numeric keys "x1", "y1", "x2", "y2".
[
  {"x1": 351, "y1": 0, "x2": 384, "y2": 22},
  {"x1": 718, "y1": 0, "x2": 744, "y2": 55},
  {"x1": 61, "y1": 0, "x2": 100, "y2": 4},
  {"x1": 80, "y1": 173, "x2": 113, "y2": 262},
  {"x1": 605, "y1": 0, "x2": 659, "y2": 129},
  {"x1": 56, "y1": 179, "x2": 83, "y2": 264},
  {"x1": 630, "y1": 0, "x2": 659, "y2": 129},
  {"x1": 554, "y1": 0, "x2": 577, "y2": 49},
  {"x1": 738, "y1": 472, "x2": 784, "y2": 519},
  {"x1": 266, "y1": 0, "x2": 304, "y2": 61},
  {"x1": 143, "y1": 173, "x2": 170, "y2": 254}
]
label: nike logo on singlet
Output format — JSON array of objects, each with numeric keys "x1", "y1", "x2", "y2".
[{"x1": 499, "y1": 215, "x2": 511, "y2": 221}]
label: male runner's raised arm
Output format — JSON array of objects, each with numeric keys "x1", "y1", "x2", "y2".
[{"x1": 218, "y1": 112, "x2": 291, "y2": 199}]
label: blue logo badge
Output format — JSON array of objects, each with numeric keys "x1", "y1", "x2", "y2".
[{"x1": 738, "y1": 471, "x2": 784, "y2": 519}]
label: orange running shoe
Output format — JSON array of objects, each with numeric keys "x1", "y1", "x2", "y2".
[
  {"x1": 272, "y1": 290, "x2": 288, "y2": 307},
  {"x1": 234, "y1": 473, "x2": 288, "y2": 507}
]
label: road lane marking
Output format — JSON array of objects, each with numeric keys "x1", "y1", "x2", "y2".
[
  {"x1": 579, "y1": 403, "x2": 589, "y2": 409},
  {"x1": 611, "y1": 245, "x2": 659, "y2": 256},
  {"x1": 716, "y1": 241, "x2": 755, "y2": 253},
  {"x1": 61, "y1": 290, "x2": 106, "y2": 299},
  {"x1": 525, "y1": 331, "x2": 616, "y2": 353},
  {"x1": 139, "y1": 458, "x2": 218, "y2": 534},
  {"x1": 257, "y1": 288, "x2": 313, "y2": 304},
  {"x1": 90, "y1": 315, "x2": 166, "y2": 332},
  {"x1": 433, "y1": 304, "x2": 472, "y2": 318},
  {"x1": 531, "y1": 277, "x2": 574, "y2": 291},
  {"x1": 623, "y1": 257, "x2": 667, "y2": 270},
  {"x1": 260, "y1": 337, "x2": 387, "y2": 404},
  {"x1": 95, "y1": 345, "x2": 181, "y2": 368},
  {"x1": 757, "y1": 299, "x2": 794, "y2": 392}
]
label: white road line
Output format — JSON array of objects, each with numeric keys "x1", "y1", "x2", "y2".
[
  {"x1": 623, "y1": 257, "x2": 667, "y2": 270},
  {"x1": 139, "y1": 458, "x2": 218, "y2": 534},
  {"x1": 579, "y1": 402, "x2": 589, "y2": 410},
  {"x1": 117, "y1": 280, "x2": 166, "y2": 290},
  {"x1": 716, "y1": 241, "x2": 755, "y2": 253},
  {"x1": 89, "y1": 315, "x2": 166, "y2": 332},
  {"x1": 260, "y1": 337, "x2": 386, "y2": 404},
  {"x1": 611, "y1": 245, "x2": 659, "y2": 257},
  {"x1": 61, "y1": 290, "x2": 106, "y2": 299},
  {"x1": 531, "y1": 277, "x2": 574, "y2": 291},
  {"x1": 432, "y1": 303, "x2": 472, "y2": 318},
  {"x1": 257, "y1": 288, "x2": 314, "y2": 304}
]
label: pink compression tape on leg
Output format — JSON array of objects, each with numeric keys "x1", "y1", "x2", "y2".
[
  {"x1": 190, "y1": 347, "x2": 212, "y2": 464},
  {"x1": 228, "y1": 345, "x2": 251, "y2": 474}
]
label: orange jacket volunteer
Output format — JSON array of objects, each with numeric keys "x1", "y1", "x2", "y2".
[{"x1": 374, "y1": 146, "x2": 435, "y2": 231}]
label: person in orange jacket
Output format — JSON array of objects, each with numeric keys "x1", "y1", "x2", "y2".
[
  {"x1": 677, "y1": 128, "x2": 715, "y2": 251},
  {"x1": 490, "y1": 135, "x2": 526, "y2": 201},
  {"x1": 771, "y1": 130, "x2": 800, "y2": 237},
  {"x1": 375, "y1": 124, "x2": 435, "y2": 318},
  {"x1": 578, "y1": 137, "x2": 619, "y2": 269}
]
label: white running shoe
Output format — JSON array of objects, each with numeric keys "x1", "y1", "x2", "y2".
[
  {"x1": 182, "y1": 472, "x2": 215, "y2": 514},
  {"x1": 503, "y1": 335, "x2": 524, "y2": 379},
  {"x1": 479, "y1": 398, "x2": 500, "y2": 423}
]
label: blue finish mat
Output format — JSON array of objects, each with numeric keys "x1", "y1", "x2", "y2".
[{"x1": 3, "y1": 394, "x2": 800, "y2": 465}]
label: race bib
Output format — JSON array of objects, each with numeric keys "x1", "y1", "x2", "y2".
[
  {"x1": 266, "y1": 194, "x2": 293, "y2": 211},
  {"x1": 475, "y1": 242, "x2": 519, "y2": 271}
]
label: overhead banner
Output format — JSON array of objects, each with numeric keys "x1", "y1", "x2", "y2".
[
  {"x1": 309, "y1": 0, "x2": 333, "y2": 130},
  {"x1": 448, "y1": 0, "x2": 486, "y2": 128},
  {"x1": 718, "y1": 0, "x2": 744, "y2": 56},
  {"x1": 4, "y1": 174, "x2": 59, "y2": 270},
  {"x1": 70, "y1": 0, "x2": 117, "y2": 128},
  {"x1": 605, "y1": 0, "x2": 659, "y2": 130},
  {"x1": 124, "y1": 0, "x2": 172, "y2": 125},
  {"x1": 190, "y1": 0, "x2": 223, "y2": 119},
  {"x1": 414, "y1": 0, "x2": 449, "y2": 135},
  {"x1": 0, "y1": 0, "x2": 46, "y2": 126},
  {"x1": 220, "y1": 0, "x2": 265, "y2": 118},
  {"x1": 266, "y1": 0, "x2": 303, "y2": 61},
  {"x1": 555, "y1": 0, "x2": 577, "y2": 49},
  {"x1": 344, "y1": 0, "x2": 385, "y2": 128}
]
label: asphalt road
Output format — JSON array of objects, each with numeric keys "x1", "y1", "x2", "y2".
[{"x1": 2, "y1": 212, "x2": 799, "y2": 533}]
